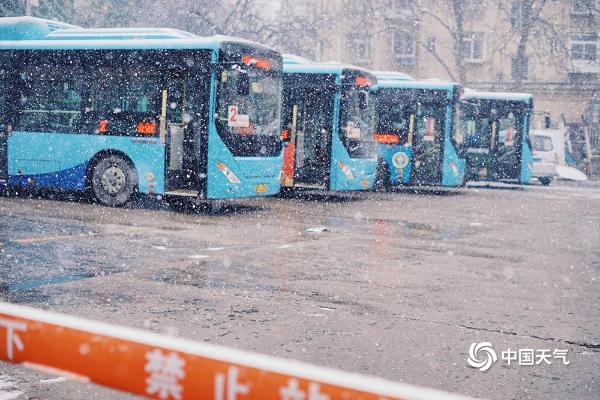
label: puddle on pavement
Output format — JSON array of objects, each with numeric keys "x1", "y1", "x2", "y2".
[
  {"x1": 1, "y1": 214, "x2": 91, "y2": 243},
  {"x1": 9, "y1": 272, "x2": 96, "y2": 292},
  {"x1": 149, "y1": 260, "x2": 279, "y2": 293},
  {"x1": 325, "y1": 216, "x2": 464, "y2": 241},
  {"x1": 327, "y1": 216, "x2": 434, "y2": 230}
]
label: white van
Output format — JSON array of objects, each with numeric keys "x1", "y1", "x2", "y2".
[{"x1": 531, "y1": 129, "x2": 563, "y2": 185}]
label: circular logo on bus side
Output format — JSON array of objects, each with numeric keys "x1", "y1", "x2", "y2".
[{"x1": 392, "y1": 152, "x2": 409, "y2": 169}]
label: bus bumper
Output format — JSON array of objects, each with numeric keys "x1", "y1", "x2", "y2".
[{"x1": 207, "y1": 155, "x2": 283, "y2": 200}]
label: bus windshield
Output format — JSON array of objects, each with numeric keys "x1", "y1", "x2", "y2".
[
  {"x1": 375, "y1": 92, "x2": 412, "y2": 145},
  {"x1": 413, "y1": 101, "x2": 446, "y2": 144},
  {"x1": 460, "y1": 101, "x2": 527, "y2": 151},
  {"x1": 460, "y1": 102, "x2": 492, "y2": 149},
  {"x1": 217, "y1": 66, "x2": 281, "y2": 137},
  {"x1": 339, "y1": 87, "x2": 377, "y2": 158}
]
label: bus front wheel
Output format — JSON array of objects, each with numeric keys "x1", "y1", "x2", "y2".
[
  {"x1": 90, "y1": 155, "x2": 137, "y2": 207},
  {"x1": 374, "y1": 162, "x2": 390, "y2": 191}
]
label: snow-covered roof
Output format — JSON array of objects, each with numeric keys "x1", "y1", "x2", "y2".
[
  {"x1": 462, "y1": 90, "x2": 533, "y2": 104},
  {"x1": 373, "y1": 79, "x2": 461, "y2": 95},
  {"x1": 283, "y1": 58, "x2": 374, "y2": 82},
  {"x1": 46, "y1": 27, "x2": 197, "y2": 41},
  {"x1": 282, "y1": 53, "x2": 313, "y2": 64},
  {"x1": 0, "y1": 16, "x2": 79, "y2": 40},
  {"x1": 372, "y1": 70, "x2": 414, "y2": 81},
  {"x1": 0, "y1": 17, "x2": 276, "y2": 54}
]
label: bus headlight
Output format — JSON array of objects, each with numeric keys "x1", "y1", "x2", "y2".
[
  {"x1": 449, "y1": 161, "x2": 459, "y2": 176},
  {"x1": 338, "y1": 161, "x2": 354, "y2": 180},
  {"x1": 217, "y1": 161, "x2": 241, "y2": 184}
]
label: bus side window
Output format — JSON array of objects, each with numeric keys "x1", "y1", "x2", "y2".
[
  {"x1": 85, "y1": 52, "x2": 163, "y2": 137},
  {"x1": 0, "y1": 67, "x2": 9, "y2": 125},
  {"x1": 15, "y1": 52, "x2": 84, "y2": 134}
]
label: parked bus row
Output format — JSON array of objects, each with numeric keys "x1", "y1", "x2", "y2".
[{"x1": 0, "y1": 17, "x2": 537, "y2": 208}]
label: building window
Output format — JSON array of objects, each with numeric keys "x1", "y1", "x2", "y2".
[
  {"x1": 510, "y1": 2, "x2": 524, "y2": 28},
  {"x1": 393, "y1": 31, "x2": 416, "y2": 65},
  {"x1": 570, "y1": 34, "x2": 598, "y2": 61},
  {"x1": 460, "y1": 32, "x2": 485, "y2": 62},
  {"x1": 569, "y1": 34, "x2": 598, "y2": 73},
  {"x1": 590, "y1": 100, "x2": 600, "y2": 123},
  {"x1": 345, "y1": 34, "x2": 371, "y2": 63},
  {"x1": 572, "y1": 0, "x2": 596, "y2": 15},
  {"x1": 511, "y1": 56, "x2": 529, "y2": 81}
]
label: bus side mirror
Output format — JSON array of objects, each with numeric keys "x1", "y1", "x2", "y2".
[
  {"x1": 359, "y1": 91, "x2": 368, "y2": 110},
  {"x1": 237, "y1": 73, "x2": 250, "y2": 96}
]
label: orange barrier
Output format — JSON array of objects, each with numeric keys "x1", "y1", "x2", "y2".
[{"x1": 0, "y1": 303, "x2": 473, "y2": 400}]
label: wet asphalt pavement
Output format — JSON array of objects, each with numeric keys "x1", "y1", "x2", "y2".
[{"x1": 0, "y1": 181, "x2": 599, "y2": 399}]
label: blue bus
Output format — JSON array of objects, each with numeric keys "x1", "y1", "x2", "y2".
[
  {"x1": 372, "y1": 75, "x2": 466, "y2": 187},
  {"x1": 279, "y1": 55, "x2": 378, "y2": 191},
  {"x1": 460, "y1": 91, "x2": 534, "y2": 184},
  {"x1": 0, "y1": 17, "x2": 283, "y2": 206}
]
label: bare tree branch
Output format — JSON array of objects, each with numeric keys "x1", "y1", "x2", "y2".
[{"x1": 418, "y1": 41, "x2": 458, "y2": 81}]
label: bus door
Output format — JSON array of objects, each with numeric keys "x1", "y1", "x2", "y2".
[
  {"x1": 0, "y1": 66, "x2": 9, "y2": 181},
  {"x1": 292, "y1": 86, "x2": 334, "y2": 188},
  {"x1": 165, "y1": 61, "x2": 210, "y2": 194},
  {"x1": 459, "y1": 101, "x2": 494, "y2": 180},
  {"x1": 490, "y1": 110, "x2": 521, "y2": 180},
  {"x1": 0, "y1": 125, "x2": 7, "y2": 181},
  {"x1": 410, "y1": 102, "x2": 444, "y2": 185}
]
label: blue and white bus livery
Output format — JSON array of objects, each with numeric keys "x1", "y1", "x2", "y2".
[{"x1": 0, "y1": 17, "x2": 284, "y2": 206}]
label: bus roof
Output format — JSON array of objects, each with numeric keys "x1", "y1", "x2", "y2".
[
  {"x1": 282, "y1": 53, "x2": 313, "y2": 64},
  {"x1": 462, "y1": 90, "x2": 533, "y2": 104},
  {"x1": 0, "y1": 17, "x2": 275, "y2": 54},
  {"x1": 283, "y1": 59, "x2": 374, "y2": 80},
  {"x1": 372, "y1": 71, "x2": 414, "y2": 81},
  {"x1": 46, "y1": 27, "x2": 198, "y2": 40},
  {"x1": 374, "y1": 79, "x2": 460, "y2": 93},
  {"x1": 0, "y1": 16, "x2": 79, "y2": 40}
]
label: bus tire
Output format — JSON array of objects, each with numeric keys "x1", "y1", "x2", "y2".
[
  {"x1": 539, "y1": 177, "x2": 552, "y2": 186},
  {"x1": 374, "y1": 162, "x2": 390, "y2": 191},
  {"x1": 278, "y1": 186, "x2": 295, "y2": 198},
  {"x1": 90, "y1": 155, "x2": 137, "y2": 207}
]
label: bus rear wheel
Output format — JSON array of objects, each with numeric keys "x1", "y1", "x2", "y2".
[{"x1": 90, "y1": 155, "x2": 137, "y2": 207}]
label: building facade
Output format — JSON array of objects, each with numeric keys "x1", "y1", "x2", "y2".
[{"x1": 279, "y1": 0, "x2": 600, "y2": 135}]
